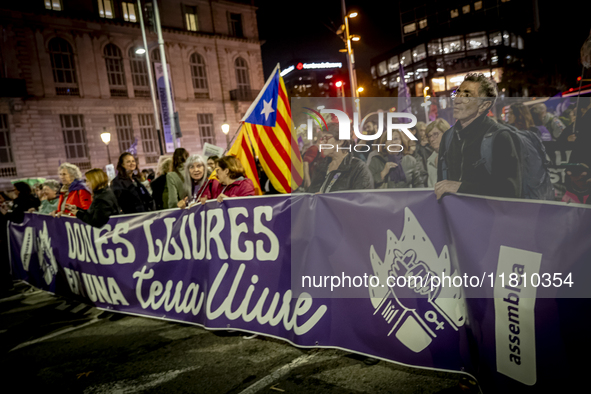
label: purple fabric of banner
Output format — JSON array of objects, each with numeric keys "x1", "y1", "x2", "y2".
[{"x1": 8, "y1": 191, "x2": 591, "y2": 391}]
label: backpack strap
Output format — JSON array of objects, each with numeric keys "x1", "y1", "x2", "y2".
[{"x1": 478, "y1": 130, "x2": 498, "y2": 175}]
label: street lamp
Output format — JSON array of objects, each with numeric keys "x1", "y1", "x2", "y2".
[
  {"x1": 357, "y1": 87, "x2": 364, "y2": 94},
  {"x1": 100, "y1": 127, "x2": 112, "y2": 164},
  {"x1": 135, "y1": 47, "x2": 146, "y2": 55},
  {"x1": 222, "y1": 122, "x2": 230, "y2": 144},
  {"x1": 340, "y1": 2, "x2": 359, "y2": 101}
]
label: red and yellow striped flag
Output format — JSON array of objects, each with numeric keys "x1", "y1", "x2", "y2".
[
  {"x1": 241, "y1": 64, "x2": 303, "y2": 193},
  {"x1": 227, "y1": 126, "x2": 262, "y2": 195}
]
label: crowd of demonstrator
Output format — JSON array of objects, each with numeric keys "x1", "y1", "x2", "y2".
[{"x1": 0, "y1": 150, "x2": 255, "y2": 230}]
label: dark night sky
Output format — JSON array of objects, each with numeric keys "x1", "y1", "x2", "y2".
[
  {"x1": 254, "y1": 0, "x2": 399, "y2": 78},
  {"x1": 254, "y1": 0, "x2": 591, "y2": 92}
]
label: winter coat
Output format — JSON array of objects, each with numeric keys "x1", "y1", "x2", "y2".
[
  {"x1": 307, "y1": 153, "x2": 374, "y2": 193},
  {"x1": 39, "y1": 198, "x2": 59, "y2": 214},
  {"x1": 111, "y1": 173, "x2": 154, "y2": 214},
  {"x1": 368, "y1": 153, "x2": 424, "y2": 189},
  {"x1": 200, "y1": 177, "x2": 255, "y2": 200},
  {"x1": 76, "y1": 187, "x2": 121, "y2": 228},
  {"x1": 57, "y1": 179, "x2": 92, "y2": 216},
  {"x1": 6, "y1": 194, "x2": 40, "y2": 223},
  {"x1": 150, "y1": 174, "x2": 167, "y2": 210},
  {"x1": 166, "y1": 165, "x2": 188, "y2": 209},
  {"x1": 437, "y1": 114, "x2": 522, "y2": 198}
]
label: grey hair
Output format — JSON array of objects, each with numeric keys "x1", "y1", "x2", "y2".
[
  {"x1": 183, "y1": 154, "x2": 208, "y2": 198},
  {"x1": 43, "y1": 179, "x2": 60, "y2": 192},
  {"x1": 58, "y1": 163, "x2": 82, "y2": 180},
  {"x1": 425, "y1": 118, "x2": 451, "y2": 136},
  {"x1": 463, "y1": 73, "x2": 498, "y2": 107},
  {"x1": 530, "y1": 103, "x2": 547, "y2": 125}
]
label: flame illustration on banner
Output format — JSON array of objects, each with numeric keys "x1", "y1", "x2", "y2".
[{"x1": 369, "y1": 208, "x2": 466, "y2": 353}]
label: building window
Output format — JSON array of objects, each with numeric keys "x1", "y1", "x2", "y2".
[
  {"x1": 428, "y1": 38, "x2": 442, "y2": 55},
  {"x1": 228, "y1": 13, "x2": 244, "y2": 37},
  {"x1": 403, "y1": 23, "x2": 416, "y2": 34},
  {"x1": 377, "y1": 61, "x2": 387, "y2": 76},
  {"x1": 184, "y1": 5, "x2": 198, "y2": 31},
  {"x1": 104, "y1": 44, "x2": 127, "y2": 97},
  {"x1": 412, "y1": 44, "x2": 427, "y2": 62},
  {"x1": 122, "y1": 2, "x2": 137, "y2": 22},
  {"x1": 138, "y1": 114, "x2": 159, "y2": 162},
  {"x1": 370, "y1": 66, "x2": 376, "y2": 78},
  {"x1": 197, "y1": 114, "x2": 215, "y2": 146},
  {"x1": 418, "y1": 18, "x2": 427, "y2": 29},
  {"x1": 98, "y1": 0, "x2": 114, "y2": 19},
  {"x1": 450, "y1": 9, "x2": 459, "y2": 18},
  {"x1": 60, "y1": 115, "x2": 89, "y2": 164},
  {"x1": 0, "y1": 114, "x2": 16, "y2": 177},
  {"x1": 462, "y1": 5, "x2": 470, "y2": 14},
  {"x1": 235, "y1": 57, "x2": 251, "y2": 94},
  {"x1": 115, "y1": 114, "x2": 134, "y2": 153},
  {"x1": 489, "y1": 31, "x2": 503, "y2": 46},
  {"x1": 48, "y1": 38, "x2": 79, "y2": 96},
  {"x1": 190, "y1": 53, "x2": 209, "y2": 99},
  {"x1": 443, "y1": 36, "x2": 465, "y2": 54},
  {"x1": 388, "y1": 56, "x2": 399, "y2": 72},
  {"x1": 466, "y1": 32, "x2": 488, "y2": 50},
  {"x1": 45, "y1": 0, "x2": 62, "y2": 11},
  {"x1": 474, "y1": 1, "x2": 483, "y2": 10},
  {"x1": 400, "y1": 50, "x2": 411, "y2": 67},
  {"x1": 129, "y1": 48, "x2": 150, "y2": 97}
]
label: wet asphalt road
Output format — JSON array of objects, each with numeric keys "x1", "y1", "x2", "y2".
[{"x1": 0, "y1": 281, "x2": 476, "y2": 394}]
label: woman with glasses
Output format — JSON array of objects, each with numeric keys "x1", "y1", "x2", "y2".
[
  {"x1": 199, "y1": 156, "x2": 255, "y2": 203},
  {"x1": 307, "y1": 124, "x2": 373, "y2": 193},
  {"x1": 368, "y1": 129, "x2": 424, "y2": 190},
  {"x1": 424, "y1": 119, "x2": 451, "y2": 188},
  {"x1": 177, "y1": 154, "x2": 210, "y2": 209}
]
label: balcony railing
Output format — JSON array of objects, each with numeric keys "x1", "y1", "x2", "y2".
[
  {"x1": 134, "y1": 89, "x2": 151, "y2": 98},
  {"x1": 56, "y1": 86, "x2": 80, "y2": 96},
  {"x1": 0, "y1": 164, "x2": 17, "y2": 177},
  {"x1": 110, "y1": 88, "x2": 128, "y2": 97},
  {"x1": 230, "y1": 89, "x2": 259, "y2": 102}
]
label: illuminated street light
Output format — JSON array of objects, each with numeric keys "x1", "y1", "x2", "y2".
[
  {"x1": 335, "y1": 81, "x2": 343, "y2": 88},
  {"x1": 101, "y1": 127, "x2": 112, "y2": 164},
  {"x1": 348, "y1": 12, "x2": 358, "y2": 18},
  {"x1": 221, "y1": 123, "x2": 230, "y2": 134},
  {"x1": 357, "y1": 87, "x2": 364, "y2": 93},
  {"x1": 351, "y1": 35, "x2": 360, "y2": 42},
  {"x1": 135, "y1": 47, "x2": 146, "y2": 55}
]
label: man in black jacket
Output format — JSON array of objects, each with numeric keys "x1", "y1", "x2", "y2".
[{"x1": 435, "y1": 73, "x2": 521, "y2": 199}]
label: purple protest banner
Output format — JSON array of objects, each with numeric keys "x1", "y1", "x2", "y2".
[{"x1": 8, "y1": 191, "x2": 591, "y2": 392}]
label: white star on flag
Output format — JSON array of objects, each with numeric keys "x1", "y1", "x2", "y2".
[{"x1": 260, "y1": 99, "x2": 275, "y2": 121}]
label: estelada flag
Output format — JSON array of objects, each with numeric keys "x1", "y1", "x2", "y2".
[
  {"x1": 226, "y1": 127, "x2": 262, "y2": 195},
  {"x1": 241, "y1": 64, "x2": 304, "y2": 193}
]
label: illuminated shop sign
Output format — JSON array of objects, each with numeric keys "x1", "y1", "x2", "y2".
[{"x1": 280, "y1": 62, "x2": 343, "y2": 77}]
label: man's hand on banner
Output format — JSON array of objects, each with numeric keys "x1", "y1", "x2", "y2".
[{"x1": 434, "y1": 180, "x2": 461, "y2": 200}]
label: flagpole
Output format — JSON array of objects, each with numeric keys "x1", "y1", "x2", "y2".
[{"x1": 223, "y1": 123, "x2": 244, "y2": 154}]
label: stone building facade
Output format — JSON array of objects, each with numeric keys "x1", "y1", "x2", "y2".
[{"x1": 0, "y1": 0, "x2": 263, "y2": 189}]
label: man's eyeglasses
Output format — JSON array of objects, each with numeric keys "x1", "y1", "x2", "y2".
[{"x1": 428, "y1": 131, "x2": 441, "y2": 141}]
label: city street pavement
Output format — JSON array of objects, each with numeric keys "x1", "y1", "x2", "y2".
[{"x1": 0, "y1": 281, "x2": 478, "y2": 393}]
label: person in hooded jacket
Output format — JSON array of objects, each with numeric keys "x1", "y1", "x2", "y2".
[
  {"x1": 69, "y1": 169, "x2": 121, "y2": 227},
  {"x1": 199, "y1": 156, "x2": 255, "y2": 203},
  {"x1": 53, "y1": 163, "x2": 92, "y2": 217},
  {"x1": 111, "y1": 153, "x2": 154, "y2": 214}
]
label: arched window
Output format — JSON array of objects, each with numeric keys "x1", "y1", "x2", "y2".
[
  {"x1": 48, "y1": 38, "x2": 79, "y2": 96},
  {"x1": 190, "y1": 53, "x2": 209, "y2": 99},
  {"x1": 129, "y1": 47, "x2": 150, "y2": 97},
  {"x1": 235, "y1": 57, "x2": 251, "y2": 98},
  {"x1": 104, "y1": 44, "x2": 127, "y2": 97}
]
